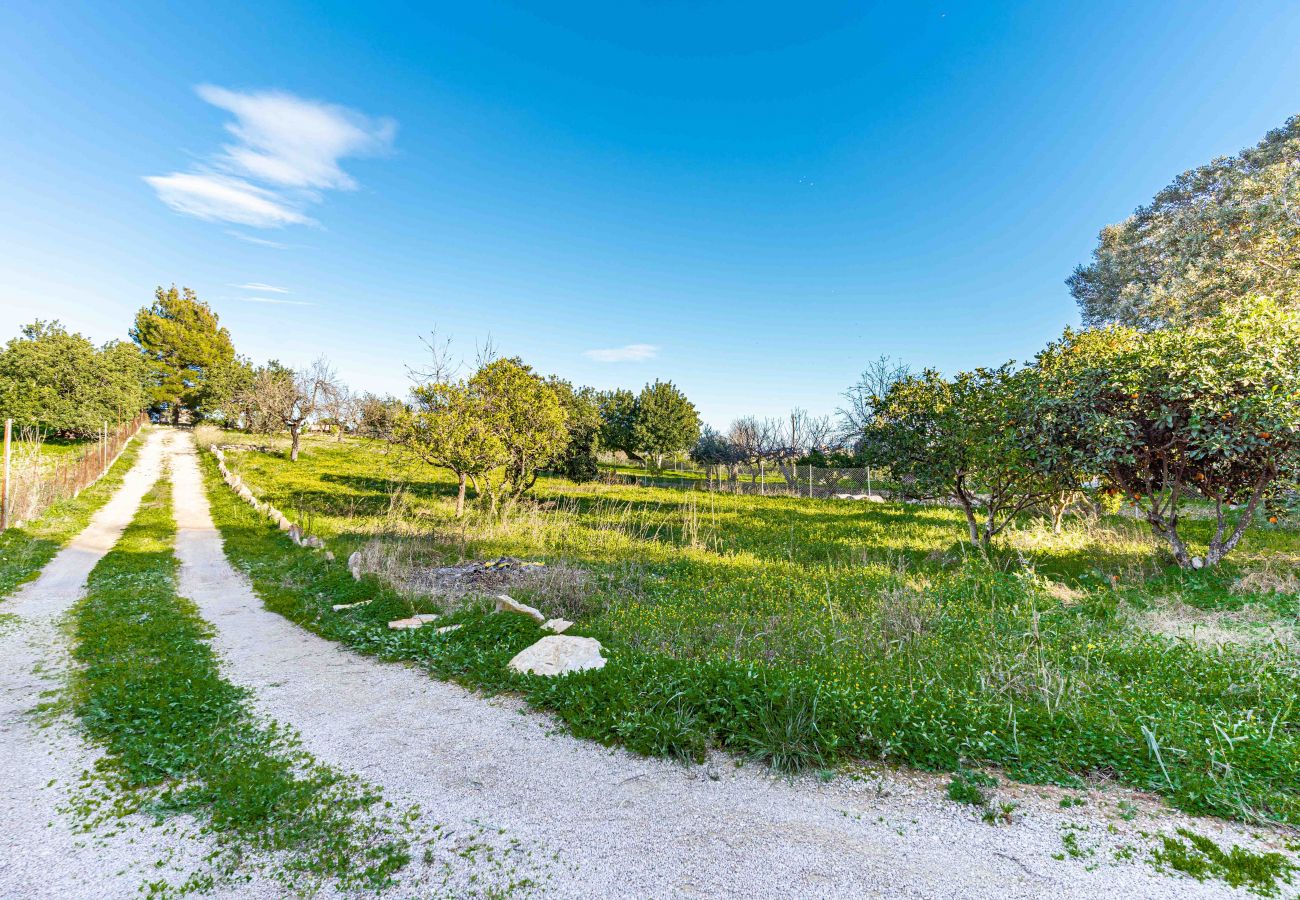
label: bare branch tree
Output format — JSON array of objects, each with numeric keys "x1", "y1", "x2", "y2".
[
  {"x1": 839, "y1": 354, "x2": 910, "y2": 446},
  {"x1": 250, "y1": 356, "x2": 339, "y2": 462}
]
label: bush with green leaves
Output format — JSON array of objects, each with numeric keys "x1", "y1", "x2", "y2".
[
  {"x1": 1029, "y1": 298, "x2": 1300, "y2": 568},
  {"x1": 0, "y1": 321, "x2": 149, "y2": 438},
  {"x1": 864, "y1": 366, "x2": 1072, "y2": 546}
]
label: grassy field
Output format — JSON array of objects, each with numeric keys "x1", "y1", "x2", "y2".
[{"x1": 207, "y1": 431, "x2": 1300, "y2": 827}]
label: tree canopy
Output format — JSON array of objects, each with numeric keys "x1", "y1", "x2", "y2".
[
  {"x1": 131, "y1": 285, "x2": 237, "y2": 422},
  {"x1": 0, "y1": 321, "x2": 149, "y2": 438},
  {"x1": 1029, "y1": 297, "x2": 1300, "y2": 567},
  {"x1": 630, "y1": 380, "x2": 701, "y2": 468},
  {"x1": 1069, "y1": 116, "x2": 1300, "y2": 329}
]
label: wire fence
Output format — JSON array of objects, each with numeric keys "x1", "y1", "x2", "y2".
[
  {"x1": 599, "y1": 463, "x2": 894, "y2": 500},
  {"x1": 0, "y1": 413, "x2": 148, "y2": 530}
]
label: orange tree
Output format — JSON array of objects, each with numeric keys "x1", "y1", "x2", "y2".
[
  {"x1": 865, "y1": 366, "x2": 1064, "y2": 547},
  {"x1": 1028, "y1": 298, "x2": 1300, "y2": 568}
]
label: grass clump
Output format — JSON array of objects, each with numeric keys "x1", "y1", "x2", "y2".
[
  {"x1": 70, "y1": 473, "x2": 413, "y2": 894},
  {"x1": 1151, "y1": 828, "x2": 1295, "y2": 896},
  {"x1": 946, "y1": 768, "x2": 997, "y2": 806},
  {"x1": 0, "y1": 432, "x2": 144, "y2": 601}
]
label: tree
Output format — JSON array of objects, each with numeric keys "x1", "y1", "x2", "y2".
[
  {"x1": 690, "y1": 425, "x2": 748, "y2": 481},
  {"x1": 630, "y1": 380, "x2": 700, "y2": 469},
  {"x1": 866, "y1": 367, "x2": 1060, "y2": 547},
  {"x1": 321, "y1": 382, "x2": 360, "y2": 441},
  {"x1": 396, "y1": 381, "x2": 502, "y2": 516},
  {"x1": 1069, "y1": 116, "x2": 1300, "y2": 329},
  {"x1": 1029, "y1": 298, "x2": 1300, "y2": 567},
  {"x1": 245, "y1": 357, "x2": 339, "y2": 461},
  {"x1": 472, "y1": 358, "x2": 568, "y2": 512},
  {"x1": 357, "y1": 393, "x2": 405, "y2": 440},
  {"x1": 597, "y1": 388, "x2": 639, "y2": 460},
  {"x1": 838, "y1": 354, "x2": 911, "y2": 448},
  {"x1": 547, "y1": 377, "x2": 603, "y2": 482},
  {"x1": 131, "y1": 286, "x2": 237, "y2": 423},
  {"x1": 0, "y1": 322, "x2": 149, "y2": 437}
]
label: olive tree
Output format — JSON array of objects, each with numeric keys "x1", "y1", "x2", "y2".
[{"x1": 1029, "y1": 298, "x2": 1300, "y2": 567}]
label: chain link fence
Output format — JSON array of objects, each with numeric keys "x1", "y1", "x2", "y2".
[{"x1": 599, "y1": 462, "x2": 894, "y2": 500}]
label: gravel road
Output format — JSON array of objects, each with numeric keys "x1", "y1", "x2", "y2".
[{"x1": 165, "y1": 431, "x2": 1268, "y2": 899}]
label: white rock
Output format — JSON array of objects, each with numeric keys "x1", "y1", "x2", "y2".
[
  {"x1": 348, "y1": 551, "x2": 363, "y2": 580},
  {"x1": 288, "y1": 524, "x2": 304, "y2": 544},
  {"x1": 494, "y1": 594, "x2": 545, "y2": 624},
  {"x1": 864, "y1": 494, "x2": 886, "y2": 503},
  {"x1": 303, "y1": 535, "x2": 326, "y2": 550},
  {"x1": 1191, "y1": 556, "x2": 1205, "y2": 570},
  {"x1": 542, "y1": 618, "x2": 573, "y2": 634},
  {"x1": 388, "y1": 613, "x2": 441, "y2": 630},
  {"x1": 323, "y1": 551, "x2": 335, "y2": 562},
  {"x1": 435, "y1": 624, "x2": 462, "y2": 635},
  {"x1": 332, "y1": 600, "x2": 371, "y2": 611},
  {"x1": 508, "y1": 636, "x2": 606, "y2": 677}
]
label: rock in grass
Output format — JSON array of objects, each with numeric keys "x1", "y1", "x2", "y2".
[
  {"x1": 388, "y1": 614, "x2": 441, "y2": 630},
  {"x1": 303, "y1": 535, "x2": 326, "y2": 550},
  {"x1": 348, "y1": 551, "x2": 363, "y2": 580},
  {"x1": 508, "y1": 636, "x2": 606, "y2": 676},
  {"x1": 494, "y1": 594, "x2": 545, "y2": 624},
  {"x1": 542, "y1": 618, "x2": 573, "y2": 634},
  {"x1": 436, "y1": 624, "x2": 462, "y2": 635},
  {"x1": 332, "y1": 600, "x2": 371, "y2": 611}
]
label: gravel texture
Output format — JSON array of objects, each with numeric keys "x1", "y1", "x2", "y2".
[
  {"x1": 165, "y1": 431, "x2": 1278, "y2": 899},
  {"x1": 0, "y1": 431, "x2": 282, "y2": 899}
]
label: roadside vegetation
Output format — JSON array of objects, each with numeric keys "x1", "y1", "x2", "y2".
[
  {"x1": 69, "y1": 472, "x2": 415, "y2": 895},
  {"x1": 206, "y1": 435, "x2": 1300, "y2": 830},
  {"x1": 0, "y1": 432, "x2": 144, "y2": 600}
]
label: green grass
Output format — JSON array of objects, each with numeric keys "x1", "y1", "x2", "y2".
[
  {"x1": 1151, "y1": 828, "x2": 1295, "y2": 896},
  {"x1": 70, "y1": 472, "x2": 414, "y2": 895},
  {"x1": 0, "y1": 430, "x2": 144, "y2": 601},
  {"x1": 205, "y1": 434, "x2": 1300, "y2": 828}
]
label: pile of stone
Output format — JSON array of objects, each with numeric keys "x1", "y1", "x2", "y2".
[
  {"x1": 376, "y1": 591, "x2": 603, "y2": 677},
  {"x1": 210, "y1": 445, "x2": 332, "y2": 559}
]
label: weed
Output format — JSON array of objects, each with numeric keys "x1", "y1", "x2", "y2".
[
  {"x1": 947, "y1": 768, "x2": 998, "y2": 807},
  {"x1": 1150, "y1": 828, "x2": 1295, "y2": 896}
]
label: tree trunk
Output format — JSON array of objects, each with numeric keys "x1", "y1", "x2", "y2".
[
  {"x1": 455, "y1": 472, "x2": 467, "y2": 518},
  {"x1": 1204, "y1": 473, "x2": 1269, "y2": 566},
  {"x1": 1148, "y1": 513, "x2": 1193, "y2": 568},
  {"x1": 289, "y1": 423, "x2": 301, "y2": 462}
]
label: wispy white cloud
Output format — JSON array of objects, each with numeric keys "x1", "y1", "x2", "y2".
[
  {"x1": 198, "y1": 85, "x2": 395, "y2": 190},
  {"x1": 233, "y1": 282, "x2": 290, "y2": 293},
  {"x1": 147, "y1": 86, "x2": 395, "y2": 228},
  {"x1": 225, "y1": 230, "x2": 291, "y2": 249},
  {"x1": 583, "y1": 343, "x2": 659, "y2": 363},
  {"x1": 146, "y1": 173, "x2": 312, "y2": 227},
  {"x1": 239, "y1": 296, "x2": 314, "y2": 306}
]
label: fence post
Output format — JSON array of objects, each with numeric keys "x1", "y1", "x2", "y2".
[
  {"x1": 759, "y1": 458, "x2": 765, "y2": 496},
  {"x1": 867, "y1": 466, "x2": 872, "y2": 497},
  {"x1": 1, "y1": 418, "x2": 10, "y2": 531},
  {"x1": 808, "y1": 465, "x2": 813, "y2": 498}
]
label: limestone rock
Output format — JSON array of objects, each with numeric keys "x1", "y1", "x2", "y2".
[
  {"x1": 494, "y1": 594, "x2": 545, "y2": 624},
  {"x1": 303, "y1": 535, "x2": 326, "y2": 550},
  {"x1": 542, "y1": 618, "x2": 573, "y2": 634},
  {"x1": 508, "y1": 636, "x2": 606, "y2": 677},
  {"x1": 323, "y1": 551, "x2": 335, "y2": 562},
  {"x1": 332, "y1": 600, "x2": 371, "y2": 611},
  {"x1": 388, "y1": 614, "x2": 441, "y2": 630},
  {"x1": 436, "y1": 624, "x2": 463, "y2": 635},
  {"x1": 288, "y1": 524, "x2": 304, "y2": 544},
  {"x1": 348, "y1": 551, "x2": 363, "y2": 580}
]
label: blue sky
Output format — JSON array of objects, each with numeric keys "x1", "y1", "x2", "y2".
[{"x1": 2, "y1": 2, "x2": 1299, "y2": 426}]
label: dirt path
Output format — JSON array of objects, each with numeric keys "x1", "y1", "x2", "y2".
[
  {"x1": 0, "y1": 431, "x2": 268, "y2": 899},
  {"x1": 165, "y1": 432, "x2": 1262, "y2": 899}
]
